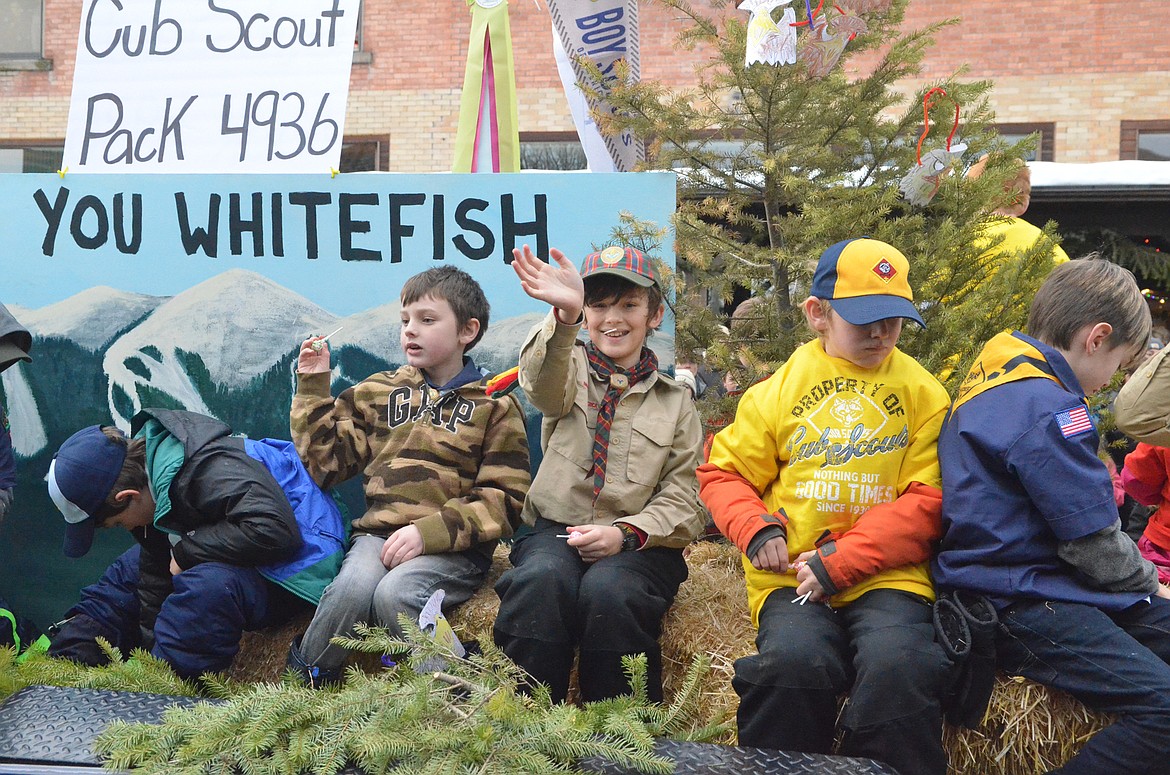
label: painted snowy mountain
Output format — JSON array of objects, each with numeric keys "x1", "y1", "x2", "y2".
[
  {"x1": 6, "y1": 270, "x2": 676, "y2": 456},
  {"x1": 10, "y1": 286, "x2": 166, "y2": 352},
  {"x1": 102, "y1": 269, "x2": 338, "y2": 425},
  {"x1": 4, "y1": 286, "x2": 167, "y2": 456},
  {"x1": 97, "y1": 271, "x2": 584, "y2": 428}
]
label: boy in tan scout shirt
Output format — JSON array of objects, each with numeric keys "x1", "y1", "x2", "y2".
[
  {"x1": 493, "y1": 244, "x2": 706, "y2": 703},
  {"x1": 289, "y1": 266, "x2": 530, "y2": 685}
]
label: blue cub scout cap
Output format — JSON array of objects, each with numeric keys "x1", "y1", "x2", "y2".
[{"x1": 47, "y1": 425, "x2": 127, "y2": 558}]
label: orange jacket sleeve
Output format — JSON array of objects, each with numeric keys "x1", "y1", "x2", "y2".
[
  {"x1": 697, "y1": 462, "x2": 788, "y2": 553},
  {"x1": 1123, "y1": 443, "x2": 1169, "y2": 502},
  {"x1": 813, "y1": 481, "x2": 942, "y2": 594}
]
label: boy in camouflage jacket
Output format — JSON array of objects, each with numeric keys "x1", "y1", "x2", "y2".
[{"x1": 290, "y1": 266, "x2": 530, "y2": 684}]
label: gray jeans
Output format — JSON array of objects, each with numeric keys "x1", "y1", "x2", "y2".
[{"x1": 299, "y1": 533, "x2": 486, "y2": 669}]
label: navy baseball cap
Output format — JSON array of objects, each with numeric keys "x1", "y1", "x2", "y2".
[
  {"x1": 810, "y1": 238, "x2": 925, "y2": 328},
  {"x1": 47, "y1": 425, "x2": 127, "y2": 558}
]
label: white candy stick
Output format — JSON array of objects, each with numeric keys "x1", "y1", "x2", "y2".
[{"x1": 310, "y1": 325, "x2": 344, "y2": 351}]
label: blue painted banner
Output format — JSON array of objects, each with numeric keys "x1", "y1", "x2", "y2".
[{"x1": 0, "y1": 170, "x2": 676, "y2": 626}]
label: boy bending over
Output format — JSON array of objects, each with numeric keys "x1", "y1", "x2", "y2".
[
  {"x1": 290, "y1": 266, "x2": 530, "y2": 684},
  {"x1": 494, "y1": 245, "x2": 706, "y2": 703},
  {"x1": 935, "y1": 258, "x2": 1170, "y2": 775},
  {"x1": 46, "y1": 409, "x2": 346, "y2": 679},
  {"x1": 699, "y1": 238, "x2": 951, "y2": 775}
]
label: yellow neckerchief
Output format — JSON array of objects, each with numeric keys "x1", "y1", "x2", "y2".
[{"x1": 954, "y1": 331, "x2": 1066, "y2": 411}]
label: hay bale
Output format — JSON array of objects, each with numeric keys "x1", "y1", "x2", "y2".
[
  {"x1": 659, "y1": 540, "x2": 754, "y2": 739},
  {"x1": 228, "y1": 610, "x2": 312, "y2": 683},
  {"x1": 227, "y1": 539, "x2": 1113, "y2": 774},
  {"x1": 946, "y1": 675, "x2": 1110, "y2": 775}
]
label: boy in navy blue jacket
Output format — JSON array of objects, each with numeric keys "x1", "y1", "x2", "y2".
[
  {"x1": 46, "y1": 409, "x2": 346, "y2": 679},
  {"x1": 934, "y1": 259, "x2": 1170, "y2": 775}
]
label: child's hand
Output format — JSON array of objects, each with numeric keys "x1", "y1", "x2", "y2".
[
  {"x1": 565, "y1": 524, "x2": 621, "y2": 563},
  {"x1": 794, "y1": 550, "x2": 827, "y2": 603},
  {"x1": 381, "y1": 525, "x2": 424, "y2": 569},
  {"x1": 750, "y1": 535, "x2": 790, "y2": 574},
  {"x1": 510, "y1": 244, "x2": 583, "y2": 324},
  {"x1": 298, "y1": 336, "x2": 331, "y2": 374},
  {"x1": 1157, "y1": 584, "x2": 1170, "y2": 601}
]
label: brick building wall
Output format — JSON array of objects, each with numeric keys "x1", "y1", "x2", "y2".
[
  {"x1": 847, "y1": 0, "x2": 1170, "y2": 163},
  {"x1": 2, "y1": 0, "x2": 1168, "y2": 170}
]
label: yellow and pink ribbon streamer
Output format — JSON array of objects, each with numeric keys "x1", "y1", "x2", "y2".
[{"x1": 453, "y1": 0, "x2": 520, "y2": 173}]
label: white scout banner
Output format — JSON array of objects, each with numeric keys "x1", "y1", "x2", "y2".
[
  {"x1": 547, "y1": 0, "x2": 643, "y2": 173},
  {"x1": 62, "y1": 0, "x2": 360, "y2": 174}
]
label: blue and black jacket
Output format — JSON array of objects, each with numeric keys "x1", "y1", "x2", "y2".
[{"x1": 130, "y1": 409, "x2": 346, "y2": 644}]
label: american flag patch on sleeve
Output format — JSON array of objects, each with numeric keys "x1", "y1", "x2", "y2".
[{"x1": 1054, "y1": 405, "x2": 1093, "y2": 438}]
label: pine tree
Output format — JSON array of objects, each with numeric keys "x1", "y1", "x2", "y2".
[{"x1": 590, "y1": 0, "x2": 1063, "y2": 406}]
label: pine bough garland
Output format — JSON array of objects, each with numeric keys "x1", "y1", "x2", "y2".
[{"x1": 2, "y1": 622, "x2": 728, "y2": 775}]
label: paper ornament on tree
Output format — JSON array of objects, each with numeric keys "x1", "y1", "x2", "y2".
[
  {"x1": 899, "y1": 88, "x2": 966, "y2": 207},
  {"x1": 739, "y1": 0, "x2": 797, "y2": 66},
  {"x1": 798, "y1": 7, "x2": 866, "y2": 78},
  {"x1": 900, "y1": 146, "x2": 967, "y2": 207},
  {"x1": 414, "y1": 588, "x2": 467, "y2": 673}
]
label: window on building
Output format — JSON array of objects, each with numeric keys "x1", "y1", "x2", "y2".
[
  {"x1": 994, "y1": 123, "x2": 1055, "y2": 162},
  {"x1": 0, "y1": 145, "x2": 63, "y2": 173},
  {"x1": 1136, "y1": 130, "x2": 1170, "y2": 161},
  {"x1": 1121, "y1": 121, "x2": 1170, "y2": 161},
  {"x1": 1139, "y1": 133, "x2": 1170, "y2": 161},
  {"x1": 339, "y1": 138, "x2": 387, "y2": 172},
  {"x1": 1, "y1": 0, "x2": 42, "y2": 59},
  {"x1": 520, "y1": 133, "x2": 587, "y2": 171},
  {"x1": 352, "y1": 0, "x2": 371, "y2": 64}
]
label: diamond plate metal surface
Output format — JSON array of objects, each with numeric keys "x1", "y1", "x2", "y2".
[
  {"x1": 0, "y1": 684, "x2": 201, "y2": 766},
  {"x1": 580, "y1": 739, "x2": 899, "y2": 774}
]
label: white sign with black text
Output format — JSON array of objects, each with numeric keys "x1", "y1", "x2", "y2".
[{"x1": 63, "y1": 0, "x2": 360, "y2": 173}]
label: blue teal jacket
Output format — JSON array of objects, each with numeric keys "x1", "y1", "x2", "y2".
[{"x1": 132, "y1": 409, "x2": 346, "y2": 638}]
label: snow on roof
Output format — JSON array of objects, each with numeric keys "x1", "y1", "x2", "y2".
[{"x1": 1030, "y1": 161, "x2": 1170, "y2": 188}]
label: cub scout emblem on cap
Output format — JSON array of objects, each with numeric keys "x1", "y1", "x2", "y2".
[
  {"x1": 872, "y1": 258, "x2": 897, "y2": 283},
  {"x1": 600, "y1": 246, "x2": 625, "y2": 265}
]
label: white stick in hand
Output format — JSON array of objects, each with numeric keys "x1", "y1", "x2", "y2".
[{"x1": 310, "y1": 325, "x2": 344, "y2": 352}]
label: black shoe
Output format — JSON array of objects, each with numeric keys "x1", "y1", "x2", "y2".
[{"x1": 287, "y1": 635, "x2": 342, "y2": 689}]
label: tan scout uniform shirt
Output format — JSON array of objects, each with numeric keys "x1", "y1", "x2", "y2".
[
  {"x1": 1116, "y1": 347, "x2": 1170, "y2": 447},
  {"x1": 519, "y1": 311, "x2": 706, "y2": 549}
]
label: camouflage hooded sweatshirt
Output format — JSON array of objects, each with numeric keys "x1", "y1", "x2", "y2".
[{"x1": 291, "y1": 362, "x2": 530, "y2": 568}]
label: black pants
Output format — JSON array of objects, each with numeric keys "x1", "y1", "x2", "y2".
[
  {"x1": 733, "y1": 587, "x2": 949, "y2": 775},
  {"x1": 493, "y1": 519, "x2": 688, "y2": 703}
]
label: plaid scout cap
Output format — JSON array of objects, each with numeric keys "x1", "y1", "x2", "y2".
[
  {"x1": 580, "y1": 246, "x2": 659, "y2": 289},
  {"x1": 810, "y1": 237, "x2": 925, "y2": 328}
]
